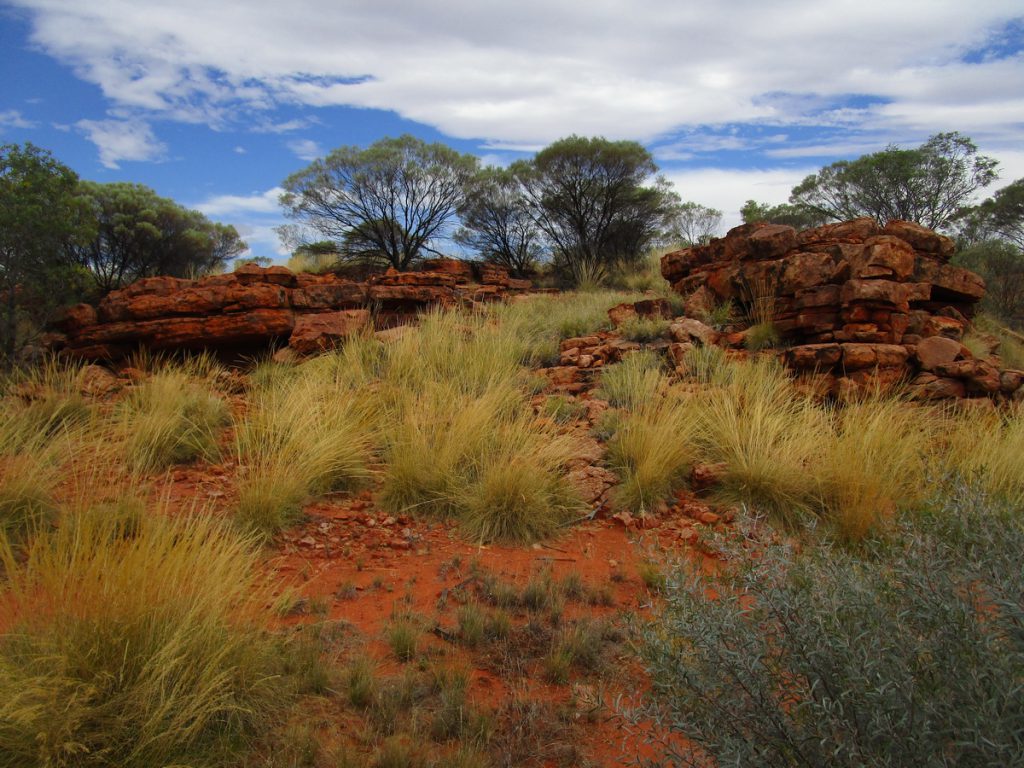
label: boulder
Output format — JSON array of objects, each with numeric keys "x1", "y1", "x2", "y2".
[{"x1": 288, "y1": 310, "x2": 371, "y2": 355}]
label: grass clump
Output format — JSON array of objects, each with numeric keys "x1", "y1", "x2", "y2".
[
  {"x1": 117, "y1": 368, "x2": 228, "y2": 473},
  {"x1": 541, "y1": 395, "x2": 586, "y2": 424},
  {"x1": 636, "y1": 489, "x2": 1024, "y2": 767},
  {"x1": 743, "y1": 321, "x2": 780, "y2": 351},
  {"x1": 618, "y1": 316, "x2": 671, "y2": 343},
  {"x1": 385, "y1": 615, "x2": 422, "y2": 663},
  {"x1": 0, "y1": 510, "x2": 290, "y2": 767},
  {"x1": 597, "y1": 350, "x2": 666, "y2": 410},
  {"x1": 234, "y1": 369, "x2": 376, "y2": 541},
  {"x1": 0, "y1": 452, "x2": 59, "y2": 546},
  {"x1": 607, "y1": 394, "x2": 700, "y2": 512}
]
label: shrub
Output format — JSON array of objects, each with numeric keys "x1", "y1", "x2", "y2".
[
  {"x1": 597, "y1": 350, "x2": 666, "y2": 410},
  {"x1": 0, "y1": 511, "x2": 290, "y2": 767},
  {"x1": 635, "y1": 490, "x2": 1024, "y2": 767}
]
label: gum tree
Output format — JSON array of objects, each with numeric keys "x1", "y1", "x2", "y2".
[
  {"x1": 523, "y1": 135, "x2": 678, "y2": 279},
  {"x1": 280, "y1": 134, "x2": 478, "y2": 271},
  {"x1": 0, "y1": 143, "x2": 91, "y2": 358},
  {"x1": 790, "y1": 132, "x2": 999, "y2": 231}
]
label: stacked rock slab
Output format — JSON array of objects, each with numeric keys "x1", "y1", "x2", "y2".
[
  {"x1": 661, "y1": 218, "x2": 1021, "y2": 400},
  {"x1": 50, "y1": 260, "x2": 530, "y2": 361}
]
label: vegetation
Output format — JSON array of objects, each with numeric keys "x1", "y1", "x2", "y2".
[
  {"x1": 669, "y1": 201, "x2": 722, "y2": 246},
  {"x1": 456, "y1": 166, "x2": 543, "y2": 276},
  {"x1": 69, "y1": 181, "x2": 245, "y2": 294},
  {"x1": 522, "y1": 135, "x2": 680, "y2": 279},
  {"x1": 740, "y1": 199, "x2": 827, "y2": 230},
  {"x1": 790, "y1": 131, "x2": 999, "y2": 231},
  {"x1": 636, "y1": 488, "x2": 1024, "y2": 767},
  {"x1": 280, "y1": 134, "x2": 478, "y2": 271},
  {"x1": 0, "y1": 143, "x2": 92, "y2": 359},
  {"x1": 0, "y1": 510, "x2": 294, "y2": 767}
]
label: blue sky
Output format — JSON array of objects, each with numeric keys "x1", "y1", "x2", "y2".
[{"x1": 2, "y1": 0, "x2": 1022, "y2": 260}]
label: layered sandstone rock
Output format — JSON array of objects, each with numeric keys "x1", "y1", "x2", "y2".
[
  {"x1": 661, "y1": 219, "x2": 1022, "y2": 401},
  {"x1": 50, "y1": 259, "x2": 530, "y2": 361}
]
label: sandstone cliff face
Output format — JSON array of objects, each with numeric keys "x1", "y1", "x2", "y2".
[
  {"x1": 49, "y1": 260, "x2": 531, "y2": 361},
  {"x1": 660, "y1": 218, "x2": 1020, "y2": 401}
]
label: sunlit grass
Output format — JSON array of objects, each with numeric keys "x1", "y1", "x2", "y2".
[{"x1": 0, "y1": 508, "x2": 290, "y2": 767}]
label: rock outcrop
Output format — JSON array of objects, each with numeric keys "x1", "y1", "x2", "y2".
[
  {"x1": 50, "y1": 259, "x2": 531, "y2": 361},
  {"x1": 660, "y1": 219, "x2": 1022, "y2": 401}
]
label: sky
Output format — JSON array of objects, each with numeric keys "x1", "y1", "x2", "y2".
[{"x1": 1, "y1": 0, "x2": 1022, "y2": 260}]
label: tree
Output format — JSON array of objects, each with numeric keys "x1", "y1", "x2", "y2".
[
  {"x1": 68, "y1": 182, "x2": 245, "y2": 294},
  {"x1": 0, "y1": 143, "x2": 92, "y2": 359},
  {"x1": 954, "y1": 240, "x2": 1024, "y2": 323},
  {"x1": 280, "y1": 135, "x2": 478, "y2": 271},
  {"x1": 971, "y1": 178, "x2": 1024, "y2": 249},
  {"x1": 790, "y1": 132, "x2": 999, "y2": 231},
  {"x1": 740, "y1": 199, "x2": 829, "y2": 231},
  {"x1": 670, "y1": 202, "x2": 723, "y2": 246},
  {"x1": 523, "y1": 136, "x2": 677, "y2": 278},
  {"x1": 455, "y1": 166, "x2": 544, "y2": 276}
]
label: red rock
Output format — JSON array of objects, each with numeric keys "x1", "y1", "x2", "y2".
[
  {"x1": 288, "y1": 309, "x2": 370, "y2": 355},
  {"x1": 52, "y1": 303, "x2": 97, "y2": 333},
  {"x1": 420, "y1": 257, "x2": 474, "y2": 283},
  {"x1": 915, "y1": 335, "x2": 963, "y2": 370},
  {"x1": 910, "y1": 374, "x2": 966, "y2": 400},
  {"x1": 607, "y1": 303, "x2": 637, "y2": 327},
  {"x1": 1000, "y1": 370, "x2": 1023, "y2": 393},
  {"x1": 797, "y1": 217, "x2": 880, "y2": 245},
  {"x1": 840, "y1": 343, "x2": 908, "y2": 370},
  {"x1": 858, "y1": 235, "x2": 916, "y2": 280},
  {"x1": 748, "y1": 224, "x2": 797, "y2": 259},
  {"x1": 786, "y1": 343, "x2": 842, "y2": 369},
  {"x1": 291, "y1": 281, "x2": 366, "y2": 309},
  {"x1": 882, "y1": 220, "x2": 955, "y2": 261},
  {"x1": 921, "y1": 315, "x2": 965, "y2": 340},
  {"x1": 840, "y1": 279, "x2": 910, "y2": 309},
  {"x1": 478, "y1": 263, "x2": 511, "y2": 286},
  {"x1": 670, "y1": 318, "x2": 718, "y2": 345},
  {"x1": 682, "y1": 285, "x2": 715, "y2": 318},
  {"x1": 780, "y1": 252, "x2": 835, "y2": 292}
]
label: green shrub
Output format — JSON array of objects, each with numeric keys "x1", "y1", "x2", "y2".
[
  {"x1": 635, "y1": 487, "x2": 1024, "y2": 767},
  {"x1": 542, "y1": 395, "x2": 586, "y2": 424}
]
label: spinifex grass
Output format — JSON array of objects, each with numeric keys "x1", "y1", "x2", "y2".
[
  {"x1": 607, "y1": 392, "x2": 701, "y2": 512},
  {"x1": 234, "y1": 370, "x2": 377, "y2": 540},
  {"x1": 597, "y1": 350, "x2": 667, "y2": 411},
  {"x1": 0, "y1": 510, "x2": 289, "y2": 767},
  {"x1": 375, "y1": 309, "x2": 584, "y2": 544},
  {"x1": 116, "y1": 368, "x2": 229, "y2": 473}
]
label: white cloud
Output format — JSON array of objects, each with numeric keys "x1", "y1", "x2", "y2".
[
  {"x1": 193, "y1": 186, "x2": 284, "y2": 217},
  {"x1": 286, "y1": 137, "x2": 323, "y2": 161},
  {"x1": 10, "y1": 0, "x2": 1022, "y2": 148},
  {"x1": 233, "y1": 145, "x2": 246, "y2": 154},
  {"x1": 0, "y1": 109, "x2": 35, "y2": 130},
  {"x1": 75, "y1": 117, "x2": 167, "y2": 168},
  {"x1": 664, "y1": 166, "x2": 819, "y2": 231}
]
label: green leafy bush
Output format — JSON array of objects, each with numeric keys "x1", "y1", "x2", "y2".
[{"x1": 635, "y1": 486, "x2": 1024, "y2": 766}]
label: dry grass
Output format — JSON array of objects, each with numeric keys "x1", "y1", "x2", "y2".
[
  {"x1": 234, "y1": 369, "x2": 377, "y2": 541},
  {"x1": 0, "y1": 508, "x2": 290, "y2": 767},
  {"x1": 607, "y1": 394, "x2": 701, "y2": 512},
  {"x1": 116, "y1": 368, "x2": 228, "y2": 473},
  {"x1": 597, "y1": 350, "x2": 667, "y2": 410}
]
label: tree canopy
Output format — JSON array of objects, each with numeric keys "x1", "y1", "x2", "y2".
[
  {"x1": 0, "y1": 143, "x2": 92, "y2": 358},
  {"x1": 455, "y1": 166, "x2": 543, "y2": 276},
  {"x1": 671, "y1": 201, "x2": 723, "y2": 246},
  {"x1": 740, "y1": 200, "x2": 829, "y2": 231},
  {"x1": 522, "y1": 136, "x2": 678, "y2": 275},
  {"x1": 280, "y1": 135, "x2": 478, "y2": 271},
  {"x1": 790, "y1": 132, "x2": 999, "y2": 231},
  {"x1": 68, "y1": 182, "x2": 245, "y2": 294},
  {"x1": 972, "y1": 178, "x2": 1024, "y2": 249}
]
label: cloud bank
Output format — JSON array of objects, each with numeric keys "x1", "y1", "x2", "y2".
[{"x1": 11, "y1": 0, "x2": 1022, "y2": 152}]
